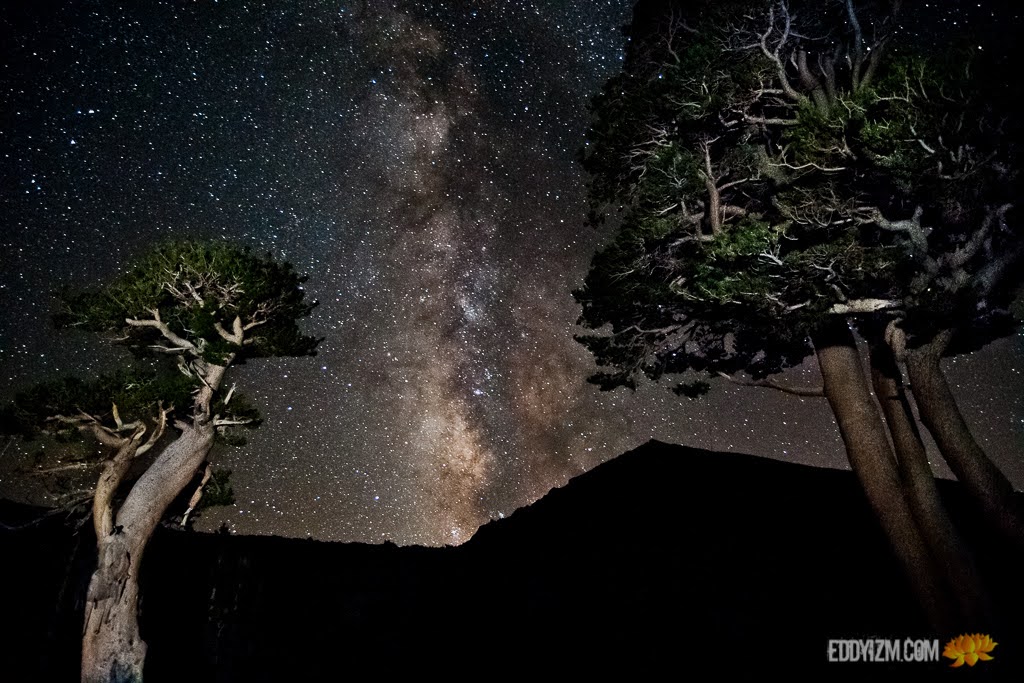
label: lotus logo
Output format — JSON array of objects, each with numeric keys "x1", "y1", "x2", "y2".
[{"x1": 942, "y1": 634, "x2": 997, "y2": 668}]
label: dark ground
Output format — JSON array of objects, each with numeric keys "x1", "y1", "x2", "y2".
[{"x1": 2, "y1": 440, "x2": 1022, "y2": 680}]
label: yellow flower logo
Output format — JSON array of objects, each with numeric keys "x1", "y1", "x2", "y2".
[{"x1": 943, "y1": 633, "x2": 997, "y2": 668}]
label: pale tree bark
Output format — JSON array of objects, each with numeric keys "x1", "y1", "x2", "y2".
[
  {"x1": 80, "y1": 526, "x2": 148, "y2": 683},
  {"x1": 92, "y1": 433, "x2": 146, "y2": 540},
  {"x1": 700, "y1": 139, "x2": 723, "y2": 235},
  {"x1": 80, "y1": 362, "x2": 228, "y2": 683},
  {"x1": 813, "y1": 320, "x2": 953, "y2": 631},
  {"x1": 80, "y1": 425, "x2": 215, "y2": 683},
  {"x1": 869, "y1": 342, "x2": 994, "y2": 628},
  {"x1": 695, "y1": 137, "x2": 748, "y2": 237},
  {"x1": 906, "y1": 330, "x2": 1024, "y2": 548}
]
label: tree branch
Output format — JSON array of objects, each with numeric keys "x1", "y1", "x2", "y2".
[
  {"x1": 93, "y1": 431, "x2": 145, "y2": 538},
  {"x1": 50, "y1": 414, "x2": 124, "y2": 448},
  {"x1": 147, "y1": 345, "x2": 190, "y2": 354},
  {"x1": 772, "y1": 160, "x2": 847, "y2": 173},
  {"x1": 744, "y1": 114, "x2": 800, "y2": 126},
  {"x1": 758, "y1": 3, "x2": 805, "y2": 102},
  {"x1": 124, "y1": 309, "x2": 197, "y2": 352},
  {"x1": 946, "y1": 203, "x2": 1011, "y2": 269},
  {"x1": 867, "y1": 205, "x2": 929, "y2": 254},
  {"x1": 859, "y1": 36, "x2": 887, "y2": 91},
  {"x1": 212, "y1": 418, "x2": 256, "y2": 427},
  {"x1": 699, "y1": 138, "x2": 723, "y2": 235},
  {"x1": 830, "y1": 298, "x2": 901, "y2": 314},
  {"x1": 213, "y1": 321, "x2": 237, "y2": 344},
  {"x1": 716, "y1": 371, "x2": 824, "y2": 397},
  {"x1": 29, "y1": 461, "x2": 101, "y2": 475},
  {"x1": 846, "y1": 0, "x2": 865, "y2": 88},
  {"x1": 796, "y1": 50, "x2": 829, "y2": 110},
  {"x1": 214, "y1": 315, "x2": 246, "y2": 346},
  {"x1": 136, "y1": 403, "x2": 171, "y2": 457},
  {"x1": 718, "y1": 177, "x2": 750, "y2": 192},
  {"x1": 181, "y1": 462, "x2": 213, "y2": 527}
]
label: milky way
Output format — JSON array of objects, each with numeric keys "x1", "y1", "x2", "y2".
[
  {"x1": 1, "y1": 1, "x2": 1022, "y2": 546},
  {"x1": 339, "y1": 5, "x2": 628, "y2": 542}
]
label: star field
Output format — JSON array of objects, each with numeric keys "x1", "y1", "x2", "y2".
[{"x1": 1, "y1": 0, "x2": 1022, "y2": 545}]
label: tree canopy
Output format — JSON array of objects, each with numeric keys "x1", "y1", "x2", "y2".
[
  {"x1": 1, "y1": 239, "x2": 319, "y2": 682},
  {"x1": 3, "y1": 240, "x2": 315, "y2": 515},
  {"x1": 56, "y1": 240, "x2": 319, "y2": 365},
  {"x1": 575, "y1": 0, "x2": 1022, "y2": 391},
  {"x1": 573, "y1": 0, "x2": 1023, "y2": 631}
]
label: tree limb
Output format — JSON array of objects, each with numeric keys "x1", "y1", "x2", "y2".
[
  {"x1": 716, "y1": 371, "x2": 824, "y2": 397},
  {"x1": 181, "y1": 462, "x2": 213, "y2": 527},
  {"x1": 214, "y1": 315, "x2": 246, "y2": 346},
  {"x1": 212, "y1": 418, "x2": 256, "y2": 427},
  {"x1": 29, "y1": 461, "x2": 101, "y2": 475},
  {"x1": 868, "y1": 205, "x2": 928, "y2": 253},
  {"x1": 772, "y1": 160, "x2": 847, "y2": 173},
  {"x1": 757, "y1": 3, "x2": 805, "y2": 102},
  {"x1": 50, "y1": 414, "x2": 124, "y2": 448},
  {"x1": 946, "y1": 203, "x2": 1011, "y2": 270},
  {"x1": 699, "y1": 138, "x2": 723, "y2": 234},
  {"x1": 830, "y1": 298, "x2": 901, "y2": 314},
  {"x1": 136, "y1": 403, "x2": 171, "y2": 457},
  {"x1": 796, "y1": 49, "x2": 829, "y2": 110},
  {"x1": 147, "y1": 345, "x2": 190, "y2": 354},
  {"x1": 744, "y1": 114, "x2": 800, "y2": 126},
  {"x1": 213, "y1": 322, "x2": 237, "y2": 344},
  {"x1": 846, "y1": 0, "x2": 865, "y2": 88},
  {"x1": 124, "y1": 309, "x2": 196, "y2": 352}
]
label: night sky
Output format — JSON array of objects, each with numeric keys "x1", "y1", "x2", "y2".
[{"x1": 1, "y1": 0, "x2": 1022, "y2": 546}]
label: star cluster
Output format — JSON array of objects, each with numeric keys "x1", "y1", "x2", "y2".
[{"x1": 1, "y1": 1, "x2": 1021, "y2": 545}]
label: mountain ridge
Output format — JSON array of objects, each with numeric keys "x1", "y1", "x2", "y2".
[{"x1": 2, "y1": 440, "x2": 1021, "y2": 679}]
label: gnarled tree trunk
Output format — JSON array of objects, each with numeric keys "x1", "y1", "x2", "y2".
[
  {"x1": 79, "y1": 435, "x2": 146, "y2": 683},
  {"x1": 81, "y1": 531, "x2": 148, "y2": 683},
  {"x1": 869, "y1": 342, "x2": 993, "y2": 628},
  {"x1": 906, "y1": 330, "x2": 1024, "y2": 547},
  {"x1": 813, "y1": 320, "x2": 952, "y2": 631},
  {"x1": 80, "y1": 423, "x2": 215, "y2": 682},
  {"x1": 80, "y1": 363, "x2": 228, "y2": 683}
]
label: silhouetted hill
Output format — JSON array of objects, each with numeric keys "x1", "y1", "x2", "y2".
[{"x1": 2, "y1": 440, "x2": 1021, "y2": 680}]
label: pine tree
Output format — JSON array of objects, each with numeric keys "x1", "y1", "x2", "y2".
[
  {"x1": 576, "y1": 0, "x2": 1022, "y2": 630},
  {"x1": 3, "y1": 240, "x2": 318, "y2": 682}
]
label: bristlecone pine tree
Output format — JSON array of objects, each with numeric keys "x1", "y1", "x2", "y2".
[
  {"x1": 575, "y1": 0, "x2": 1022, "y2": 631},
  {"x1": 2, "y1": 241, "x2": 318, "y2": 683}
]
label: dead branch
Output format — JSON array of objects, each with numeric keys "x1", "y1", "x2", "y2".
[
  {"x1": 212, "y1": 418, "x2": 256, "y2": 427},
  {"x1": 757, "y1": 3, "x2": 805, "y2": 102},
  {"x1": 830, "y1": 298, "x2": 901, "y2": 314},
  {"x1": 30, "y1": 461, "x2": 101, "y2": 475},
  {"x1": 124, "y1": 309, "x2": 197, "y2": 352},
  {"x1": 716, "y1": 371, "x2": 824, "y2": 397},
  {"x1": 136, "y1": 403, "x2": 171, "y2": 457},
  {"x1": 181, "y1": 463, "x2": 214, "y2": 527}
]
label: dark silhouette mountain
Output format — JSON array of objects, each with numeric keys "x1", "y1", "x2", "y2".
[{"x1": 2, "y1": 440, "x2": 1021, "y2": 679}]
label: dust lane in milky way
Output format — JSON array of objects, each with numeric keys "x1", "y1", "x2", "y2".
[
  {"x1": 343, "y1": 10, "x2": 503, "y2": 543},
  {"x1": 345, "y1": 7, "x2": 622, "y2": 543}
]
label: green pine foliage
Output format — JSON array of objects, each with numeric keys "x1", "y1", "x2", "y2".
[
  {"x1": 575, "y1": 0, "x2": 1021, "y2": 390},
  {"x1": 2, "y1": 369, "x2": 195, "y2": 443},
  {"x1": 55, "y1": 241, "x2": 320, "y2": 363},
  {"x1": 2, "y1": 240, "x2": 319, "y2": 526}
]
